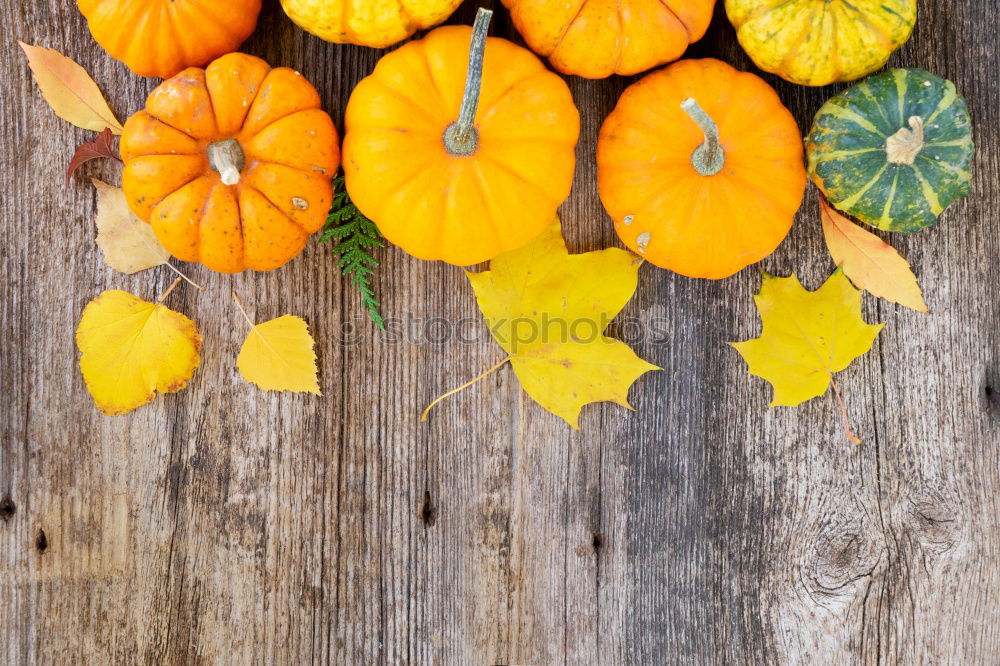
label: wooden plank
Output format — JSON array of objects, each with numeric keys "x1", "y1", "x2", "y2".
[{"x1": 1, "y1": 0, "x2": 998, "y2": 664}]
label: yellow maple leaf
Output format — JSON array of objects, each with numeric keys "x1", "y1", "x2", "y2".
[
  {"x1": 93, "y1": 179, "x2": 171, "y2": 274},
  {"x1": 731, "y1": 270, "x2": 884, "y2": 409},
  {"x1": 820, "y1": 197, "x2": 927, "y2": 313},
  {"x1": 234, "y1": 297, "x2": 321, "y2": 395},
  {"x1": 19, "y1": 42, "x2": 124, "y2": 134},
  {"x1": 435, "y1": 221, "x2": 658, "y2": 429},
  {"x1": 76, "y1": 288, "x2": 201, "y2": 415}
]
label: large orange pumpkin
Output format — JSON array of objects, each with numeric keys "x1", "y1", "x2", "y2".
[
  {"x1": 77, "y1": 0, "x2": 262, "y2": 79},
  {"x1": 121, "y1": 53, "x2": 340, "y2": 274},
  {"x1": 597, "y1": 59, "x2": 806, "y2": 279},
  {"x1": 342, "y1": 9, "x2": 580, "y2": 266},
  {"x1": 500, "y1": 0, "x2": 716, "y2": 78}
]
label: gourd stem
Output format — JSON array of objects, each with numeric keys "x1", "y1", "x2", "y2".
[
  {"x1": 443, "y1": 8, "x2": 492, "y2": 157},
  {"x1": 885, "y1": 116, "x2": 925, "y2": 165},
  {"x1": 208, "y1": 138, "x2": 245, "y2": 185},
  {"x1": 680, "y1": 98, "x2": 725, "y2": 176}
]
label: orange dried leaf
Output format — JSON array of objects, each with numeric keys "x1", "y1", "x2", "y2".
[
  {"x1": 19, "y1": 42, "x2": 124, "y2": 134},
  {"x1": 820, "y1": 197, "x2": 928, "y2": 313}
]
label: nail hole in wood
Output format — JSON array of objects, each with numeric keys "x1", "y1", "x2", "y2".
[
  {"x1": 419, "y1": 491, "x2": 436, "y2": 527},
  {"x1": 0, "y1": 495, "x2": 14, "y2": 522},
  {"x1": 591, "y1": 532, "x2": 603, "y2": 552},
  {"x1": 36, "y1": 529, "x2": 48, "y2": 553}
]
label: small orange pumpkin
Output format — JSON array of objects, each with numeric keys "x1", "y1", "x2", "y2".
[
  {"x1": 597, "y1": 59, "x2": 806, "y2": 279},
  {"x1": 342, "y1": 9, "x2": 580, "y2": 266},
  {"x1": 78, "y1": 0, "x2": 262, "y2": 79},
  {"x1": 121, "y1": 53, "x2": 340, "y2": 274},
  {"x1": 501, "y1": 0, "x2": 716, "y2": 78}
]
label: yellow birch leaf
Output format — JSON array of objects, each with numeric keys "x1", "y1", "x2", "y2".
[
  {"x1": 820, "y1": 197, "x2": 928, "y2": 313},
  {"x1": 464, "y1": 220, "x2": 659, "y2": 429},
  {"x1": 76, "y1": 290, "x2": 201, "y2": 415},
  {"x1": 236, "y1": 314, "x2": 321, "y2": 395},
  {"x1": 731, "y1": 270, "x2": 884, "y2": 408},
  {"x1": 93, "y1": 179, "x2": 171, "y2": 274},
  {"x1": 19, "y1": 42, "x2": 124, "y2": 134}
]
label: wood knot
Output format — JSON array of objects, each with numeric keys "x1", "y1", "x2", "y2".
[
  {"x1": 0, "y1": 495, "x2": 15, "y2": 522},
  {"x1": 36, "y1": 529, "x2": 48, "y2": 553},
  {"x1": 802, "y1": 519, "x2": 883, "y2": 601},
  {"x1": 905, "y1": 498, "x2": 961, "y2": 554},
  {"x1": 418, "y1": 491, "x2": 436, "y2": 527},
  {"x1": 983, "y1": 366, "x2": 1000, "y2": 422}
]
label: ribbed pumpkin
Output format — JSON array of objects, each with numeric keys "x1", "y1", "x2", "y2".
[
  {"x1": 597, "y1": 59, "x2": 806, "y2": 279},
  {"x1": 343, "y1": 9, "x2": 580, "y2": 266},
  {"x1": 279, "y1": 0, "x2": 463, "y2": 48},
  {"x1": 501, "y1": 0, "x2": 715, "y2": 79},
  {"x1": 78, "y1": 0, "x2": 262, "y2": 79},
  {"x1": 806, "y1": 69, "x2": 974, "y2": 233},
  {"x1": 725, "y1": 0, "x2": 917, "y2": 86},
  {"x1": 121, "y1": 53, "x2": 340, "y2": 273}
]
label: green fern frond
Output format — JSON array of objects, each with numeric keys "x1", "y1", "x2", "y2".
[{"x1": 321, "y1": 175, "x2": 386, "y2": 330}]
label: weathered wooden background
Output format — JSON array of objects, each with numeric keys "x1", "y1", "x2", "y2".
[{"x1": 2, "y1": 1, "x2": 998, "y2": 663}]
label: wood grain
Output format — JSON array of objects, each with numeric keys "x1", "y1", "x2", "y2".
[{"x1": 2, "y1": 1, "x2": 998, "y2": 664}]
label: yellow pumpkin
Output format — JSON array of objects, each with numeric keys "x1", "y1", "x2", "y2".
[
  {"x1": 279, "y1": 0, "x2": 463, "y2": 48},
  {"x1": 725, "y1": 0, "x2": 917, "y2": 86},
  {"x1": 501, "y1": 0, "x2": 716, "y2": 79},
  {"x1": 342, "y1": 9, "x2": 580, "y2": 266}
]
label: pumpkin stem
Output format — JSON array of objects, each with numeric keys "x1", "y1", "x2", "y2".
[
  {"x1": 885, "y1": 116, "x2": 925, "y2": 165},
  {"x1": 443, "y1": 7, "x2": 492, "y2": 157},
  {"x1": 680, "y1": 98, "x2": 725, "y2": 177},
  {"x1": 208, "y1": 138, "x2": 245, "y2": 185}
]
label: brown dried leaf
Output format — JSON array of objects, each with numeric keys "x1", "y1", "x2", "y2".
[{"x1": 67, "y1": 128, "x2": 122, "y2": 184}]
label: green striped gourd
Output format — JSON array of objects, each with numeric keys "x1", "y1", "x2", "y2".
[{"x1": 806, "y1": 68, "x2": 974, "y2": 232}]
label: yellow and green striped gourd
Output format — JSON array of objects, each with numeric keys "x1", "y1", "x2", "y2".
[{"x1": 806, "y1": 69, "x2": 974, "y2": 232}]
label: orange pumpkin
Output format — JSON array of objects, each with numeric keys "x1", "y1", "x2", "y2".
[
  {"x1": 78, "y1": 0, "x2": 262, "y2": 79},
  {"x1": 597, "y1": 59, "x2": 806, "y2": 279},
  {"x1": 501, "y1": 0, "x2": 716, "y2": 78},
  {"x1": 342, "y1": 9, "x2": 580, "y2": 266},
  {"x1": 121, "y1": 53, "x2": 340, "y2": 274}
]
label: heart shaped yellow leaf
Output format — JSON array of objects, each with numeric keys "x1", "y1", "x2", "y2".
[
  {"x1": 76, "y1": 290, "x2": 201, "y2": 415},
  {"x1": 731, "y1": 270, "x2": 884, "y2": 408},
  {"x1": 236, "y1": 313, "x2": 321, "y2": 395},
  {"x1": 820, "y1": 197, "x2": 927, "y2": 312},
  {"x1": 19, "y1": 42, "x2": 124, "y2": 134},
  {"x1": 465, "y1": 221, "x2": 658, "y2": 428},
  {"x1": 93, "y1": 179, "x2": 171, "y2": 274}
]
